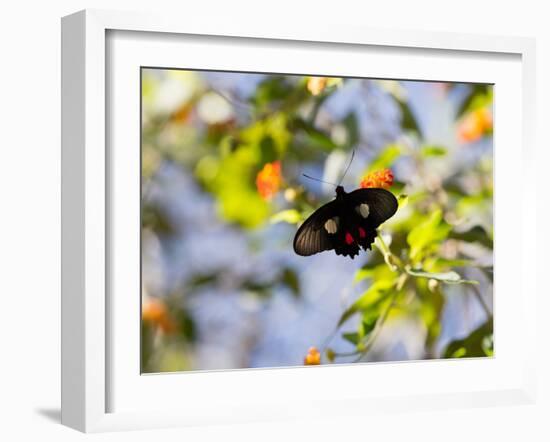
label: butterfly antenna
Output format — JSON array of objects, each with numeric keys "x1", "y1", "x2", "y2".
[
  {"x1": 302, "y1": 174, "x2": 338, "y2": 187},
  {"x1": 338, "y1": 149, "x2": 355, "y2": 185}
]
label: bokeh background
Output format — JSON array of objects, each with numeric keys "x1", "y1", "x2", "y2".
[{"x1": 141, "y1": 69, "x2": 493, "y2": 373}]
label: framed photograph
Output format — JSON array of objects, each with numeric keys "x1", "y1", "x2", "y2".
[{"x1": 61, "y1": 9, "x2": 537, "y2": 432}]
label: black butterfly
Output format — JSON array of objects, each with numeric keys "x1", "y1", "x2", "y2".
[{"x1": 293, "y1": 185, "x2": 398, "y2": 259}]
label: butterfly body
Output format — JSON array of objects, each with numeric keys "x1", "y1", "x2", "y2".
[{"x1": 293, "y1": 186, "x2": 397, "y2": 259}]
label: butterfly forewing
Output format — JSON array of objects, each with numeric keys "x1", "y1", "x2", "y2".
[
  {"x1": 293, "y1": 201, "x2": 338, "y2": 256},
  {"x1": 347, "y1": 188, "x2": 398, "y2": 227}
]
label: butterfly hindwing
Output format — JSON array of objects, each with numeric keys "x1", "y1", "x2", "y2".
[{"x1": 330, "y1": 197, "x2": 379, "y2": 258}]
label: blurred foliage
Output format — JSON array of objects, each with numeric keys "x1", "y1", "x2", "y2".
[
  {"x1": 444, "y1": 319, "x2": 493, "y2": 358},
  {"x1": 141, "y1": 70, "x2": 494, "y2": 372}
]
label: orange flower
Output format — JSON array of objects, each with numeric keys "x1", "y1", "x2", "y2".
[
  {"x1": 256, "y1": 161, "x2": 282, "y2": 200},
  {"x1": 142, "y1": 298, "x2": 178, "y2": 335},
  {"x1": 457, "y1": 107, "x2": 493, "y2": 143},
  {"x1": 360, "y1": 168, "x2": 394, "y2": 189},
  {"x1": 304, "y1": 346, "x2": 321, "y2": 365},
  {"x1": 306, "y1": 77, "x2": 328, "y2": 96}
]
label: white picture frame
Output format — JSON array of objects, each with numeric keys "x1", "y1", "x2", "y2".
[{"x1": 61, "y1": 9, "x2": 537, "y2": 433}]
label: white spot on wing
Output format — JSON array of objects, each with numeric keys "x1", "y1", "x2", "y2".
[
  {"x1": 356, "y1": 203, "x2": 370, "y2": 218},
  {"x1": 324, "y1": 217, "x2": 338, "y2": 234}
]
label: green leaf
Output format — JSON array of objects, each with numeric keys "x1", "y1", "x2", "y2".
[
  {"x1": 420, "y1": 145, "x2": 447, "y2": 157},
  {"x1": 450, "y1": 347, "x2": 467, "y2": 358},
  {"x1": 142, "y1": 203, "x2": 176, "y2": 235},
  {"x1": 242, "y1": 280, "x2": 273, "y2": 298},
  {"x1": 171, "y1": 308, "x2": 197, "y2": 342},
  {"x1": 397, "y1": 194, "x2": 409, "y2": 209},
  {"x1": 217, "y1": 187, "x2": 269, "y2": 229},
  {"x1": 156, "y1": 347, "x2": 192, "y2": 372},
  {"x1": 251, "y1": 76, "x2": 293, "y2": 109},
  {"x1": 367, "y1": 144, "x2": 402, "y2": 172},
  {"x1": 406, "y1": 269, "x2": 479, "y2": 285},
  {"x1": 450, "y1": 225, "x2": 493, "y2": 249},
  {"x1": 337, "y1": 279, "x2": 394, "y2": 326},
  {"x1": 342, "y1": 332, "x2": 360, "y2": 345},
  {"x1": 353, "y1": 268, "x2": 374, "y2": 284},
  {"x1": 342, "y1": 112, "x2": 359, "y2": 147},
  {"x1": 342, "y1": 317, "x2": 377, "y2": 350},
  {"x1": 353, "y1": 264, "x2": 395, "y2": 285},
  {"x1": 406, "y1": 210, "x2": 451, "y2": 263},
  {"x1": 270, "y1": 209, "x2": 302, "y2": 225},
  {"x1": 326, "y1": 78, "x2": 343, "y2": 88},
  {"x1": 482, "y1": 334, "x2": 494, "y2": 356},
  {"x1": 188, "y1": 273, "x2": 218, "y2": 288},
  {"x1": 456, "y1": 84, "x2": 492, "y2": 118},
  {"x1": 259, "y1": 135, "x2": 278, "y2": 163},
  {"x1": 361, "y1": 317, "x2": 377, "y2": 337},
  {"x1": 281, "y1": 268, "x2": 300, "y2": 297},
  {"x1": 396, "y1": 98, "x2": 422, "y2": 136},
  {"x1": 240, "y1": 113, "x2": 291, "y2": 158},
  {"x1": 429, "y1": 258, "x2": 473, "y2": 269},
  {"x1": 305, "y1": 128, "x2": 338, "y2": 150},
  {"x1": 292, "y1": 118, "x2": 338, "y2": 151},
  {"x1": 198, "y1": 140, "x2": 270, "y2": 229},
  {"x1": 443, "y1": 319, "x2": 493, "y2": 358},
  {"x1": 417, "y1": 282, "x2": 445, "y2": 347}
]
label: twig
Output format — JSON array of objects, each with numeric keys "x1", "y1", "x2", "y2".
[
  {"x1": 375, "y1": 231, "x2": 401, "y2": 271},
  {"x1": 210, "y1": 87, "x2": 255, "y2": 113},
  {"x1": 321, "y1": 233, "x2": 405, "y2": 363},
  {"x1": 352, "y1": 289, "x2": 401, "y2": 363},
  {"x1": 352, "y1": 273, "x2": 408, "y2": 362},
  {"x1": 331, "y1": 350, "x2": 361, "y2": 358}
]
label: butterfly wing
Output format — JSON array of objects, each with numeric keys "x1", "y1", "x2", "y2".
[
  {"x1": 293, "y1": 188, "x2": 398, "y2": 258},
  {"x1": 338, "y1": 188, "x2": 398, "y2": 254},
  {"x1": 293, "y1": 200, "x2": 339, "y2": 256},
  {"x1": 347, "y1": 188, "x2": 398, "y2": 228}
]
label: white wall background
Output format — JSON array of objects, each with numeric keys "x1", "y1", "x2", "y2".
[{"x1": 0, "y1": 1, "x2": 547, "y2": 441}]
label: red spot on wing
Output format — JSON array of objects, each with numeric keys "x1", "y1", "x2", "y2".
[
  {"x1": 345, "y1": 232, "x2": 354, "y2": 245},
  {"x1": 358, "y1": 227, "x2": 366, "y2": 238}
]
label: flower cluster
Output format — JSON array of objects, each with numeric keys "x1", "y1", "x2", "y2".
[
  {"x1": 256, "y1": 161, "x2": 282, "y2": 200},
  {"x1": 457, "y1": 107, "x2": 493, "y2": 143},
  {"x1": 304, "y1": 346, "x2": 321, "y2": 365},
  {"x1": 360, "y1": 168, "x2": 394, "y2": 189},
  {"x1": 142, "y1": 298, "x2": 178, "y2": 335}
]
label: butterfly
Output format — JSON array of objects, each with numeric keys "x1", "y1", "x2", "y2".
[{"x1": 293, "y1": 185, "x2": 398, "y2": 259}]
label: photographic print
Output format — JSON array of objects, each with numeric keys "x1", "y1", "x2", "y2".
[{"x1": 141, "y1": 68, "x2": 493, "y2": 373}]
